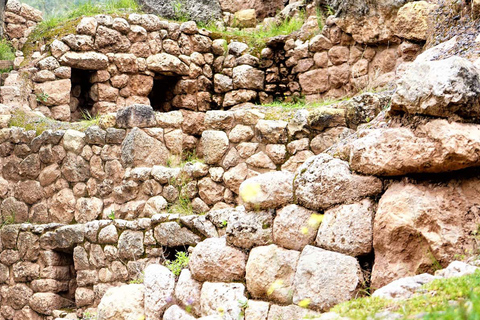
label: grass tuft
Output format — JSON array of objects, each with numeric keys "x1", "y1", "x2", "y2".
[
  {"x1": 168, "y1": 195, "x2": 193, "y2": 216},
  {"x1": 0, "y1": 39, "x2": 15, "y2": 61},
  {"x1": 164, "y1": 251, "x2": 189, "y2": 277}
]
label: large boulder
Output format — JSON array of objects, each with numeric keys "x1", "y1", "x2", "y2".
[
  {"x1": 371, "y1": 179, "x2": 480, "y2": 289},
  {"x1": 200, "y1": 282, "x2": 247, "y2": 320},
  {"x1": 316, "y1": 199, "x2": 374, "y2": 257},
  {"x1": 163, "y1": 305, "x2": 196, "y2": 320},
  {"x1": 200, "y1": 130, "x2": 229, "y2": 165},
  {"x1": 239, "y1": 171, "x2": 294, "y2": 210},
  {"x1": 293, "y1": 246, "x2": 364, "y2": 311},
  {"x1": 189, "y1": 238, "x2": 246, "y2": 282},
  {"x1": 121, "y1": 127, "x2": 169, "y2": 167},
  {"x1": 349, "y1": 119, "x2": 480, "y2": 176},
  {"x1": 267, "y1": 304, "x2": 321, "y2": 320},
  {"x1": 393, "y1": 1, "x2": 434, "y2": 41},
  {"x1": 144, "y1": 264, "x2": 176, "y2": 319},
  {"x1": 116, "y1": 105, "x2": 156, "y2": 128},
  {"x1": 294, "y1": 154, "x2": 382, "y2": 211},
  {"x1": 218, "y1": 0, "x2": 284, "y2": 19},
  {"x1": 273, "y1": 204, "x2": 319, "y2": 251},
  {"x1": 372, "y1": 179, "x2": 480, "y2": 288},
  {"x1": 226, "y1": 208, "x2": 273, "y2": 249},
  {"x1": 97, "y1": 284, "x2": 145, "y2": 320},
  {"x1": 331, "y1": 0, "x2": 428, "y2": 44},
  {"x1": 390, "y1": 56, "x2": 480, "y2": 119},
  {"x1": 175, "y1": 269, "x2": 202, "y2": 316},
  {"x1": 372, "y1": 273, "x2": 438, "y2": 300},
  {"x1": 29, "y1": 293, "x2": 73, "y2": 315},
  {"x1": 137, "y1": 0, "x2": 222, "y2": 23},
  {"x1": 34, "y1": 79, "x2": 71, "y2": 107},
  {"x1": 59, "y1": 51, "x2": 109, "y2": 70},
  {"x1": 246, "y1": 244, "x2": 300, "y2": 304},
  {"x1": 146, "y1": 53, "x2": 189, "y2": 75}
]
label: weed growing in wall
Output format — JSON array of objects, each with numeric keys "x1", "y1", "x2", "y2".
[
  {"x1": 164, "y1": 251, "x2": 189, "y2": 276},
  {"x1": 0, "y1": 39, "x2": 15, "y2": 61}
]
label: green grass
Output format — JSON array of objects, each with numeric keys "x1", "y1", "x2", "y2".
[
  {"x1": 9, "y1": 109, "x2": 101, "y2": 136},
  {"x1": 0, "y1": 39, "x2": 15, "y2": 61},
  {"x1": 164, "y1": 251, "x2": 189, "y2": 276},
  {"x1": 202, "y1": 12, "x2": 306, "y2": 54},
  {"x1": 167, "y1": 195, "x2": 193, "y2": 216},
  {"x1": 22, "y1": 0, "x2": 141, "y2": 60},
  {"x1": 258, "y1": 96, "x2": 351, "y2": 121},
  {"x1": 331, "y1": 270, "x2": 480, "y2": 320}
]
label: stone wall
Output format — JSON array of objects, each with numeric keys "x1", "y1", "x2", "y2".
[
  {"x1": 0, "y1": 216, "x2": 206, "y2": 316},
  {"x1": 3, "y1": 0, "x2": 42, "y2": 49},
  {"x1": 0, "y1": 94, "x2": 388, "y2": 317},
  {"x1": 11, "y1": 11, "x2": 421, "y2": 122},
  {"x1": 0, "y1": 99, "x2": 379, "y2": 225}
]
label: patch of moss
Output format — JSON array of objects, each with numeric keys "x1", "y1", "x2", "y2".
[
  {"x1": 9, "y1": 109, "x2": 101, "y2": 136},
  {"x1": 22, "y1": 17, "x2": 80, "y2": 66}
]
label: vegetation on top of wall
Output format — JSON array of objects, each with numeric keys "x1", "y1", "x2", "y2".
[
  {"x1": 23, "y1": 0, "x2": 141, "y2": 19},
  {"x1": 331, "y1": 270, "x2": 480, "y2": 320},
  {"x1": 259, "y1": 96, "x2": 351, "y2": 121},
  {"x1": 9, "y1": 109, "x2": 101, "y2": 136},
  {"x1": 22, "y1": 0, "x2": 141, "y2": 60},
  {"x1": 204, "y1": 12, "x2": 306, "y2": 55}
]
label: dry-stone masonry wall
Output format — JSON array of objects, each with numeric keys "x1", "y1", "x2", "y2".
[
  {"x1": 5, "y1": 9, "x2": 421, "y2": 122},
  {"x1": 3, "y1": 0, "x2": 42, "y2": 49},
  {"x1": 0, "y1": 97, "x2": 385, "y2": 317}
]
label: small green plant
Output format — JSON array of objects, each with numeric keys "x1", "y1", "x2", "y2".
[
  {"x1": 220, "y1": 220, "x2": 228, "y2": 228},
  {"x1": 238, "y1": 298, "x2": 249, "y2": 317},
  {"x1": 107, "y1": 210, "x2": 116, "y2": 220},
  {"x1": 36, "y1": 91, "x2": 49, "y2": 103},
  {"x1": 168, "y1": 195, "x2": 193, "y2": 216},
  {"x1": 182, "y1": 149, "x2": 203, "y2": 164},
  {"x1": 129, "y1": 271, "x2": 144, "y2": 284},
  {"x1": 164, "y1": 251, "x2": 189, "y2": 276},
  {"x1": 82, "y1": 311, "x2": 97, "y2": 320},
  {"x1": 1, "y1": 214, "x2": 15, "y2": 227},
  {"x1": 0, "y1": 39, "x2": 15, "y2": 61},
  {"x1": 172, "y1": 0, "x2": 190, "y2": 22}
]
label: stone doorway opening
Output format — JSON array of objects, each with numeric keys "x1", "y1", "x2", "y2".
[
  {"x1": 148, "y1": 74, "x2": 181, "y2": 112},
  {"x1": 70, "y1": 68, "x2": 95, "y2": 120},
  {"x1": 38, "y1": 249, "x2": 77, "y2": 310}
]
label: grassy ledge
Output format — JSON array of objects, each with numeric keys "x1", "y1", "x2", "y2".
[
  {"x1": 9, "y1": 109, "x2": 101, "y2": 136},
  {"x1": 331, "y1": 270, "x2": 480, "y2": 320}
]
